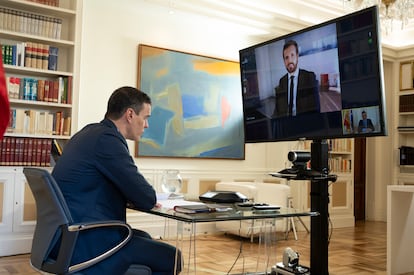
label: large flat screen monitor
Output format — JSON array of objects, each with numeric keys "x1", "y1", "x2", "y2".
[{"x1": 240, "y1": 6, "x2": 387, "y2": 143}]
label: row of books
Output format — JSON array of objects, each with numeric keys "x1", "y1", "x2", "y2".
[
  {"x1": 0, "y1": 7, "x2": 62, "y2": 39},
  {"x1": 329, "y1": 157, "x2": 352, "y2": 173},
  {"x1": 327, "y1": 138, "x2": 352, "y2": 152},
  {"x1": 399, "y1": 94, "x2": 414, "y2": 113},
  {"x1": 27, "y1": 0, "x2": 60, "y2": 7},
  {"x1": 0, "y1": 137, "x2": 52, "y2": 167},
  {"x1": 7, "y1": 109, "x2": 71, "y2": 136},
  {"x1": 7, "y1": 76, "x2": 72, "y2": 104},
  {"x1": 304, "y1": 139, "x2": 352, "y2": 153},
  {"x1": 2, "y1": 42, "x2": 58, "y2": 71}
]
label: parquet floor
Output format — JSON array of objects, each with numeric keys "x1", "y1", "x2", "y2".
[
  {"x1": 0, "y1": 221, "x2": 389, "y2": 274},
  {"x1": 188, "y1": 220, "x2": 387, "y2": 274}
]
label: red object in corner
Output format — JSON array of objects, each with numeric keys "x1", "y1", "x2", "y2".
[{"x1": 0, "y1": 49, "x2": 10, "y2": 139}]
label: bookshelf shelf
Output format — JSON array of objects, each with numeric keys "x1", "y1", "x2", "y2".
[
  {"x1": 0, "y1": 30, "x2": 75, "y2": 47},
  {"x1": 330, "y1": 150, "x2": 353, "y2": 155},
  {"x1": 9, "y1": 98, "x2": 72, "y2": 108},
  {"x1": 4, "y1": 133, "x2": 71, "y2": 139},
  {"x1": 4, "y1": 64, "x2": 73, "y2": 77},
  {"x1": 4, "y1": 0, "x2": 76, "y2": 15},
  {"x1": 399, "y1": 112, "x2": 414, "y2": 116}
]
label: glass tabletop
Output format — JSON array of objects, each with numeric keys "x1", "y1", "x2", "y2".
[{"x1": 141, "y1": 202, "x2": 318, "y2": 223}]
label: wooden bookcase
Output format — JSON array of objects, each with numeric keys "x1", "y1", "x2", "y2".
[
  {"x1": 0, "y1": 0, "x2": 82, "y2": 256},
  {"x1": 1, "y1": 0, "x2": 81, "y2": 167},
  {"x1": 397, "y1": 60, "x2": 414, "y2": 185}
]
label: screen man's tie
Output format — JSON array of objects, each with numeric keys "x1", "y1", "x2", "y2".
[{"x1": 289, "y1": 75, "x2": 294, "y2": 116}]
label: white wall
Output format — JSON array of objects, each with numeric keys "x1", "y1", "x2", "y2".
[
  {"x1": 78, "y1": 0, "x2": 292, "y2": 175},
  {"x1": 78, "y1": 0, "x2": 258, "y2": 128},
  {"x1": 365, "y1": 60, "x2": 394, "y2": 222}
]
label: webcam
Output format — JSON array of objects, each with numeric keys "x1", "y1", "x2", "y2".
[{"x1": 288, "y1": 151, "x2": 311, "y2": 166}]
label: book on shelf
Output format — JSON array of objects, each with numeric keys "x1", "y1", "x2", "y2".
[
  {"x1": 52, "y1": 139, "x2": 63, "y2": 156},
  {"x1": 48, "y1": 46, "x2": 58, "y2": 71},
  {"x1": 23, "y1": 42, "x2": 32, "y2": 68},
  {"x1": 6, "y1": 76, "x2": 21, "y2": 99}
]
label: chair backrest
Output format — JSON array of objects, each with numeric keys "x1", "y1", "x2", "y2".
[
  {"x1": 23, "y1": 167, "x2": 78, "y2": 274},
  {"x1": 24, "y1": 168, "x2": 152, "y2": 275}
]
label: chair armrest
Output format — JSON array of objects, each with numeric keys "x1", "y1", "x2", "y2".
[
  {"x1": 66, "y1": 221, "x2": 133, "y2": 273},
  {"x1": 68, "y1": 220, "x2": 132, "y2": 232}
]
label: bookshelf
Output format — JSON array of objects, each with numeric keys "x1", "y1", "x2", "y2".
[
  {"x1": 397, "y1": 60, "x2": 414, "y2": 184},
  {"x1": 1, "y1": 0, "x2": 81, "y2": 167},
  {"x1": 0, "y1": 0, "x2": 81, "y2": 256},
  {"x1": 303, "y1": 139, "x2": 353, "y2": 175}
]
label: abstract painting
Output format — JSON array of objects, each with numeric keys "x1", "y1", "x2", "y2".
[{"x1": 135, "y1": 44, "x2": 245, "y2": 159}]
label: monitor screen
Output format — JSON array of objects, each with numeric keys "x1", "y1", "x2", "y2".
[{"x1": 240, "y1": 6, "x2": 387, "y2": 143}]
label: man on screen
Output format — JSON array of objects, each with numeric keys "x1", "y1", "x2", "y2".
[
  {"x1": 358, "y1": 110, "x2": 375, "y2": 133},
  {"x1": 273, "y1": 40, "x2": 320, "y2": 118}
]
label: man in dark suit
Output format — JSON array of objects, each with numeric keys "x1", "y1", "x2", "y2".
[
  {"x1": 358, "y1": 110, "x2": 375, "y2": 133},
  {"x1": 272, "y1": 40, "x2": 320, "y2": 139},
  {"x1": 52, "y1": 86, "x2": 181, "y2": 275},
  {"x1": 273, "y1": 40, "x2": 319, "y2": 118}
]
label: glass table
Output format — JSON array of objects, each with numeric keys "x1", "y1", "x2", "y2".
[{"x1": 138, "y1": 200, "x2": 318, "y2": 274}]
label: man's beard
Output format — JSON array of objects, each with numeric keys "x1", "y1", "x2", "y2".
[{"x1": 287, "y1": 63, "x2": 297, "y2": 73}]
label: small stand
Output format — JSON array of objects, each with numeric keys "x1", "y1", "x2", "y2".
[
  {"x1": 271, "y1": 139, "x2": 336, "y2": 275},
  {"x1": 273, "y1": 262, "x2": 310, "y2": 275},
  {"x1": 309, "y1": 139, "x2": 334, "y2": 275}
]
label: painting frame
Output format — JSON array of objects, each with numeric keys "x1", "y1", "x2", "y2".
[{"x1": 135, "y1": 44, "x2": 245, "y2": 160}]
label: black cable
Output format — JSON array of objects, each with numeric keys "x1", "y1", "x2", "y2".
[{"x1": 226, "y1": 223, "x2": 245, "y2": 275}]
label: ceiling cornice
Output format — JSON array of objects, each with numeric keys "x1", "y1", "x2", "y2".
[{"x1": 146, "y1": 0, "x2": 414, "y2": 51}]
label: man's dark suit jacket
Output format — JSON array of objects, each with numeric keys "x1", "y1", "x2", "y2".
[
  {"x1": 52, "y1": 118, "x2": 157, "y2": 267},
  {"x1": 358, "y1": 118, "x2": 375, "y2": 133},
  {"x1": 273, "y1": 69, "x2": 319, "y2": 118}
]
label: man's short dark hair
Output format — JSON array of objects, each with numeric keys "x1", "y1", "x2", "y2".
[
  {"x1": 105, "y1": 86, "x2": 151, "y2": 120},
  {"x1": 283, "y1": 40, "x2": 299, "y2": 55}
]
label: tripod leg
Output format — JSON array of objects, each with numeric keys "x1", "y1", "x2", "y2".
[
  {"x1": 290, "y1": 217, "x2": 298, "y2": 240},
  {"x1": 284, "y1": 217, "x2": 290, "y2": 240},
  {"x1": 296, "y1": 216, "x2": 310, "y2": 233}
]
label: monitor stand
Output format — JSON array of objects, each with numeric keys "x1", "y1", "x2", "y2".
[
  {"x1": 270, "y1": 139, "x2": 336, "y2": 274},
  {"x1": 310, "y1": 139, "x2": 331, "y2": 275}
]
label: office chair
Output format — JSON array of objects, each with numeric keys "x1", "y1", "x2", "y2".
[{"x1": 23, "y1": 167, "x2": 151, "y2": 275}]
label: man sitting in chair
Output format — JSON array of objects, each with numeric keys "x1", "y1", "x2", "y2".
[{"x1": 52, "y1": 86, "x2": 181, "y2": 275}]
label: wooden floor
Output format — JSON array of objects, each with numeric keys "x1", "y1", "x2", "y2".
[{"x1": 0, "y1": 221, "x2": 388, "y2": 274}]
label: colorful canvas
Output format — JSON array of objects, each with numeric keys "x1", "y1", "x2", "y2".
[{"x1": 136, "y1": 45, "x2": 245, "y2": 159}]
